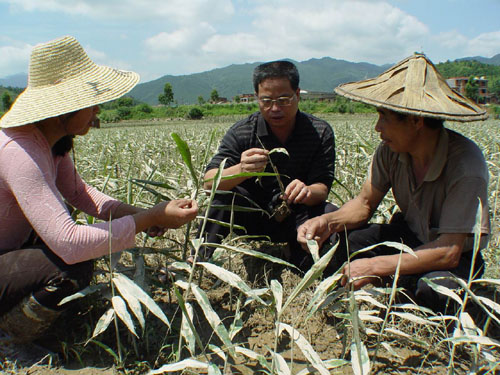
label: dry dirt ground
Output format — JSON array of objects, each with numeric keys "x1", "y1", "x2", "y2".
[{"x1": 1, "y1": 244, "x2": 498, "y2": 375}]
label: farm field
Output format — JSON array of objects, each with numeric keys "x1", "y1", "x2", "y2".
[{"x1": 2, "y1": 113, "x2": 499, "y2": 375}]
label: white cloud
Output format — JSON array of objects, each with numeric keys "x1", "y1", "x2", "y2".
[
  {"x1": 467, "y1": 31, "x2": 500, "y2": 57},
  {"x1": 433, "y1": 30, "x2": 500, "y2": 60},
  {"x1": 1, "y1": 0, "x2": 234, "y2": 22},
  {"x1": 146, "y1": 23, "x2": 216, "y2": 53},
  {"x1": 193, "y1": 0, "x2": 430, "y2": 66},
  {"x1": 136, "y1": 0, "x2": 433, "y2": 76},
  {"x1": 0, "y1": 43, "x2": 32, "y2": 76}
]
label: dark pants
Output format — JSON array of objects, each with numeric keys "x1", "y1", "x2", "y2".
[
  {"x1": 198, "y1": 185, "x2": 336, "y2": 267},
  {"x1": 333, "y1": 217, "x2": 484, "y2": 314},
  {"x1": 0, "y1": 243, "x2": 93, "y2": 315}
]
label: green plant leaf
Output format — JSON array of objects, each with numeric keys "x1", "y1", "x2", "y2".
[
  {"x1": 282, "y1": 240, "x2": 339, "y2": 315},
  {"x1": 58, "y1": 284, "x2": 106, "y2": 306},
  {"x1": 148, "y1": 358, "x2": 210, "y2": 374},
  {"x1": 198, "y1": 262, "x2": 267, "y2": 305},
  {"x1": 390, "y1": 311, "x2": 438, "y2": 326},
  {"x1": 88, "y1": 339, "x2": 120, "y2": 363},
  {"x1": 208, "y1": 363, "x2": 223, "y2": 375},
  {"x1": 421, "y1": 277, "x2": 464, "y2": 306},
  {"x1": 268, "y1": 147, "x2": 289, "y2": 156},
  {"x1": 350, "y1": 341, "x2": 370, "y2": 375},
  {"x1": 350, "y1": 241, "x2": 416, "y2": 259},
  {"x1": 443, "y1": 335, "x2": 500, "y2": 347},
  {"x1": 278, "y1": 323, "x2": 329, "y2": 375},
  {"x1": 307, "y1": 239, "x2": 320, "y2": 263},
  {"x1": 171, "y1": 132, "x2": 198, "y2": 183},
  {"x1": 112, "y1": 295, "x2": 138, "y2": 338},
  {"x1": 112, "y1": 274, "x2": 145, "y2": 330},
  {"x1": 271, "y1": 279, "x2": 283, "y2": 316},
  {"x1": 88, "y1": 308, "x2": 115, "y2": 343},
  {"x1": 307, "y1": 273, "x2": 343, "y2": 317},
  {"x1": 178, "y1": 280, "x2": 235, "y2": 357},
  {"x1": 229, "y1": 299, "x2": 243, "y2": 340},
  {"x1": 203, "y1": 242, "x2": 295, "y2": 268},
  {"x1": 180, "y1": 302, "x2": 196, "y2": 356},
  {"x1": 271, "y1": 350, "x2": 291, "y2": 375},
  {"x1": 112, "y1": 273, "x2": 170, "y2": 327}
]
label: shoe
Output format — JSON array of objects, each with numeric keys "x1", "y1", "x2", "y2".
[{"x1": 0, "y1": 294, "x2": 61, "y2": 344}]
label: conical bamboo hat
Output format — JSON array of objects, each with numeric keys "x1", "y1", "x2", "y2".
[{"x1": 334, "y1": 54, "x2": 488, "y2": 122}]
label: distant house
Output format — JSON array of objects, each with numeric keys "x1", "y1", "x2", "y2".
[
  {"x1": 239, "y1": 93, "x2": 255, "y2": 103},
  {"x1": 299, "y1": 89, "x2": 336, "y2": 101},
  {"x1": 211, "y1": 97, "x2": 228, "y2": 104},
  {"x1": 446, "y1": 76, "x2": 492, "y2": 103}
]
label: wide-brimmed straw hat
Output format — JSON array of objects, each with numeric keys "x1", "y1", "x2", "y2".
[
  {"x1": 0, "y1": 36, "x2": 139, "y2": 128},
  {"x1": 334, "y1": 53, "x2": 488, "y2": 122}
]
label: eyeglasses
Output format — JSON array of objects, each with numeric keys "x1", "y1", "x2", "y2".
[{"x1": 258, "y1": 94, "x2": 296, "y2": 108}]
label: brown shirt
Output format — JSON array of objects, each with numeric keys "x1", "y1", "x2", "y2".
[{"x1": 370, "y1": 128, "x2": 490, "y2": 250}]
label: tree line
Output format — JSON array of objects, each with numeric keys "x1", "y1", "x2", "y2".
[{"x1": 436, "y1": 59, "x2": 500, "y2": 99}]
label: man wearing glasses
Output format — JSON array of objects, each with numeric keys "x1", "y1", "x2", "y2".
[{"x1": 200, "y1": 60, "x2": 335, "y2": 270}]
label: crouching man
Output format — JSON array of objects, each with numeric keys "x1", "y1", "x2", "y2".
[{"x1": 298, "y1": 54, "x2": 490, "y2": 313}]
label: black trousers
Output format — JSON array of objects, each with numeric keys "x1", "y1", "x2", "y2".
[
  {"x1": 333, "y1": 217, "x2": 484, "y2": 314},
  {"x1": 198, "y1": 185, "x2": 336, "y2": 267},
  {"x1": 0, "y1": 242, "x2": 93, "y2": 315}
]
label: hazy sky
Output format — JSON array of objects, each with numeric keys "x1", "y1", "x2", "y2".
[{"x1": 1, "y1": 0, "x2": 499, "y2": 83}]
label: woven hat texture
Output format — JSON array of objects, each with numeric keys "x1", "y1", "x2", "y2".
[
  {"x1": 0, "y1": 36, "x2": 139, "y2": 128},
  {"x1": 334, "y1": 54, "x2": 488, "y2": 122}
]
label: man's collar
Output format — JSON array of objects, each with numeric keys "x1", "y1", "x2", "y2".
[
  {"x1": 425, "y1": 127, "x2": 448, "y2": 182},
  {"x1": 256, "y1": 111, "x2": 301, "y2": 139},
  {"x1": 398, "y1": 127, "x2": 448, "y2": 182}
]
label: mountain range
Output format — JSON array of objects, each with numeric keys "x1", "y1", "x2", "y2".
[{"x1": 2, "y1": 54, "x2": 499, "y2": 105}]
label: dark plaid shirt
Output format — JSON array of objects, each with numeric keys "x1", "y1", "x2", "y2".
[{"x1": 206, "y1": 111, "x2": 335, "y2": 207}]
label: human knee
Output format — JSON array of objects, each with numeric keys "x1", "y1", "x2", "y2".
[
  {"x1": 415, "y1": 272, "x2": 459, "y2": 313},
  {"x1": 34, "y1": 260, "x2": 94, "y2": 310}
]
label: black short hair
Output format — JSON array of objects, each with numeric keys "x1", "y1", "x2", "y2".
[{"x1": 253, "y1": 60, "x2": 299, "y2": 93}]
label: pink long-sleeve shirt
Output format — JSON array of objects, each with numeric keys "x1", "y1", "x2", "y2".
[{"x1": 0, "y1": 127, "x2": 136, "y2": 264}]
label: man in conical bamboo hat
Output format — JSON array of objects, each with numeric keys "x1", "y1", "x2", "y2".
[{"x1": 298, "y1": 53, "x2": 490, "y2": 313}]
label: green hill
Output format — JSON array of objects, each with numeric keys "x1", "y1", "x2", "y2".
[
  {"x1": 128, "y1": 57, "x2": 388, "y2": 105},
  {"x1": 457, "y1": 53, "x2": 500, "y2": 66}
]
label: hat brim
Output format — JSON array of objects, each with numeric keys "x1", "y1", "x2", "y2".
[
  {"x1": 1, "y1": 65, "x2": 139, "y2": 128},
  {"x1": 334, "y1": 54, "x2": 488, "y2": 122}
]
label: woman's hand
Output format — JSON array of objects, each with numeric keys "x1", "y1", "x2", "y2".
[
  {"x1": 155, "y1": 199, "x2": 199, "y2": 229},
  {"x1": 133, "y1": 199, "x2": 198, "y2": 234}
]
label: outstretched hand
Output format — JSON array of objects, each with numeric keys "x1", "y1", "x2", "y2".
[
  {"x1": 134, "y1": 199, "x2": 198, "y2": 235},
  {"x1": 156, "y1": 199, "x2": 199, "y2": 229},
  {"x1": 297, "y1": 215, "x2": 332, "y2": 250},
  {"x1": 340, "y1": 259, "x2": 380, "y2": 290}
]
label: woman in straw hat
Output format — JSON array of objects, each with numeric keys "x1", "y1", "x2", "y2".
[
  {"x1": 297, "y1": 53, "x2": 490, "y2": 313},
  {"x1": 0, "y1": 36, "x2": 198, "y2": 345}
]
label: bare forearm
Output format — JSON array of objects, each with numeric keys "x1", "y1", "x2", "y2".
[
  {"x1": 327, "y1": 197, "x2": 373, "y2": 233},
  {"x1": 356, "y1": 236, "x2": 465, "y2": 278},
  {"x1": 132, "y1": 209, "x2": 158, "y2": 234},
  {"x1": 203, "y1": 165, "x2": 248, "y2": 191}
]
